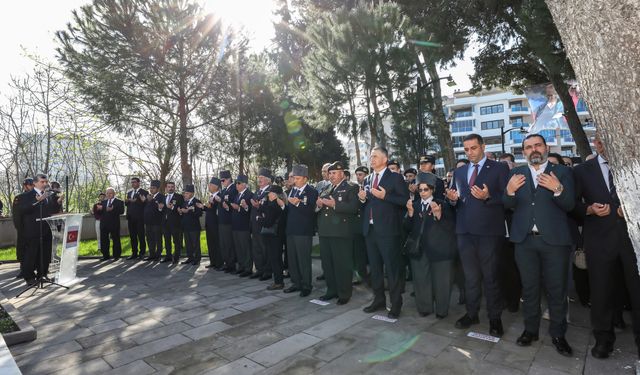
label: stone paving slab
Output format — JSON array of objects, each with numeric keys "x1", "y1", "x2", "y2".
[{"x1": 0, "y1": 259, "x2": 638, "y2": 374}]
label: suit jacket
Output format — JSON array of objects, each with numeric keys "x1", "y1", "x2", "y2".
[
  {"x1": 163, "y1": 192, "x2": 185, "y2": 227},
  {"x1": 143, "y1": 192, "x2": 165, "y2": 226},
  {"x1": 285, "y1": 184, "x2": 319, "y2": 236},
  {"x1": 450, "y1": 159, "x2": 509, "y2": 236},
  {"x1": 251, "y1": 186, "x2": 271, "y2": 234},
  {"x1": 12, "y1": 193, "x2": 25, "y2": 231},
  {"x1": 503, "y1": 163, "x2": 575, "y2": 246},
  {"x1": 181, "y1": 197, "x2": 203, "y2": 232},
  {"x1": 100, "y1": 198, "x2": 125, "y2": 230},
  {"x1": 203, "y1": 194, "x2": 220, "y2": 229},
  {"x1": 125, "y1": 188, "x2": 148, "y2": 220},
  {"x1": 231, "y1": 188, "x2": 253, "y2": 231},
  {"x1": 218, "y1": 184, "x2": 237, "y2": 225},
  {"x1": 403, "y1": 198, "x2": 457, "y2": 262},
  {"x1": 573, "y1": 157, "x2": 629, "y2": 249},
  {"x1": 360, "y1": 169, "x2": 410, "y2": 236},
  {"x1": 19, "y1": 190, "x2": 53, "y2": 239},
  {"x1": 317, "y1": 180, "x2": 359, "y2": 238}
]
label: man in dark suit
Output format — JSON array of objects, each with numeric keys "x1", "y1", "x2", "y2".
[
  {"x1": 504, "y1": 133, "x2": 575, "y2": 357},
  {"x1": 250, "y1": 168, "x2": 273, "y2": 280},
  {"x1": 12, "y1": 178, "x2": 34, "y2": 279},
  {"x1": 201, "y1": 177, "x2": 223, "y2": 269},
  {"x1": 283, "y1": 164, "x2": 319, "y2": 297},
  {"x1": 418, "y1": 155, "x2": 445, "y2": 200},
  {"x1": 180, "y1": 184, "x2": 203, "y2": 265},
  {"x1": 142, "y1": 180, "x2": 164, "y2": 261},
  {"x1": 352, "y1": 166, "x2": 369, "y2": 284},
  {"x1": 574, "y1": 135, "x2": 640, "y2": 359},
  {"x1": 162, "y1": 181, "x2": 184, "y2": 264},
  {"x1": 218, "y1": 171, "x2": 237, "y2": 272},
  {"x1": 358, "y1": 146, "x2": 410, "y2": 319},
  {"x1": 446, "y1": 133, "x2": 509, "y2": 336},
  {"x1": 19, "y1": 174, "x2": 53, "y2": 284},
  {"x1": 231, "y1": 174, "x2": 253, "y2": 277},
  {"x1": 125, "y1": 177, "x2": 148, "y2": 260},
  {"x1": 98, "y1": 187, "x2": 125, "y2": 261}
]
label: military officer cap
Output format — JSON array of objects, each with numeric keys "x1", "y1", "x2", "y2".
[
  {"x1": 416, "y1": 172, "x2": 438, "y2": 187},
  {"x1": 292, "y1": 164, "x2": 308, "y2": 177},
  {"x1": 270, "y1": 184, "x2": 283, "y2": 195},
  {"x1": 387, "y1": 159, "x2": 400, "y2": 167},
  {"x1": 236, "y1": 174, "x2": 249, "y2": 184},
  {"x1": 219, "y1": 170, "x2": 232, "y2": 179},
  {"x1": 355, "y1": 166, "x2": 369, "y2": 174},
  {"x1": 258, "y1": 168, "x2": 273, "y2": 180},
  {"x1": 150, "y1": 180, "x2": 161, "y2": 188},
  {"x1": 404, "y1": 168, "x2": 418, "y2": 176},
  {"x1": 22, "y1": 178, "x2": 34, "y2": 186},
  {"x1": 419, "y1": 155, "x2": 436, "y2": 164},
  {"x1": 184, "y1": 184, "x2": 195, "y2": 193},
  {"x1": 209, "y1": 177, "x2": 221, "y2": 187},
  {"x1": 327, "y1": 161, "x2": 345, "y2": 172}
]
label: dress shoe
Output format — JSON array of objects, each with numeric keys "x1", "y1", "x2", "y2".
[
  {"x1": 224, "y1": 268, "x2": 235, "y2": 273},
  {"x1": 126, "y1": 255, "x2": 138, "y2": 260},
  {"x1": 259, "y1": 274, "x2": 272, "y2": 281},
  {"x1": 455, "y1": 314, "x2": 479, "y2": 329},
  {"x1": 99, "y1": 257, "x2": 110, "y2": 262},
  {"x1": 316, "y1": 274, "x2": 325, "y2": 281},
  {"x1": 15, "y1": 271, "x2": 24, "y2": 279},
  {"x1": 181, "y1": 259, "x2": 194, "y2": 264},
  {"x1": 591, "y1": 341, "x2": 614, "y2": 359},
  {"x1": 249, "y1": 273, "x2": 262, "y2": 279},
  {"x1": 363, "y1": 301, "x2": 386, "y2": 313},
  {"x1": 516, "y1": 331, "x2": 539, "y2": 346},
  {"x1": 25, "y1": 278, "x2": 37, "y2": 287},
  {"x1": 205, "y1": 264, "x2": 215, "y2": 268},
  {"x1": 191, "y1": 261, "x2": 200, "y2": 266},
  {"x1": 299, "y1": 289, "x2": 311, "y2": 297},
  {"x1": 267, "y1": 283, "x2": 284, "y2": 291},
  {"x1": 489, "y1": 319, "x2": 504, "y2": 337},
  {"x1": 419, "y1": 312, "x2": 431, "y2": 317},
  {"x1": 551, "y1": 336, "x2": 573, "y2": 357},
  {"x1": 160, "y1": 258, "x2": 172, "y2": 263},
  {"x1": 239, "y1": 271, "x2": 253, "y2": 277},
  {"x1": 319, "y1": 294, "x2": 337, "y2": 301},
  {"x1": 388, "y1": 310, "x2": 400, "y2": 319},
  {"x1": 283, "y1": 286, "x2": 300, "y2": 293},
  {"x1": 337, "y1": 298, "x2": 349, "y2": 305},
  {"x1": 171, "y1": 260, "x2": 178, "y2": 265}
]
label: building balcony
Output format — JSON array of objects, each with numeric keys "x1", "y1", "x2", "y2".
[
  {"x1": 510, "y1": 106, "x2": 529, "y2": 113},
  {"x1": 455, "y1": 111, "x2": 474, "y2": 118}
]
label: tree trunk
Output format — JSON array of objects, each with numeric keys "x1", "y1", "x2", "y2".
[
  {"x1": 178, "y1": 91, "x2": 192, "y2": 187},
  {"x1": 548, "y1": 72, "x2": 592, "y2": 159},
  {"x1": 546, "y1": 0, "x2": 640, "y2": 271},
  {"x1": 364, "y1": 88, "x2": 379, "y2": 150},
  {"x1": 425, "y1": 61, "x2": 456, "y2": 171},
  {"x1": 368, "y1": 85, "x2": 386, "y2": 148}
]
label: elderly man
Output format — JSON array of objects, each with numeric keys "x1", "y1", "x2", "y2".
[
  {"x1": 250, "y1": 168, "x2": 273, "y2": 280},
  {"x1": 180, "y1": 184, "x2": 203, "y2": 265},
  {"x1": 231, "y1": 174, "x2": 253, "y2": 277},
  {"x1": 358, "y1": 146, "x2": 410, "y2": 319},
  {"x1": 316, "y1": 163, "x2": 332, "y2": 194},
  {"x1": 162, "y1": 181, "x2": 184, "y2": 264},
  {"x1": 98, "y1": 187, "x2": 125, "y2": 261},
  {"x1": 125, "y1": 177, "x2": 148, "y2": 260},
  {"x1": 201, "y1": 177, "x2": 223, "y2": 269},
  {"x1": 143, "y1": 180, "x2": 165, "y2": 261},
  {"x1": 218, "y1": 170, "x2": 237, "y2": 272}
]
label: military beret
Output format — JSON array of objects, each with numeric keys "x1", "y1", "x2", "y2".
[
  {"x1": 292, "y1": 164, "x2": 308, "y2": 177},
  {"x1": 184, "y1": 184, "x2": 195, "y2": 193},
  {"x1": 209, "y1": 177, "x2": 221, "y2": 186},
  {"x1": 404, "y1": 168, "x2": 418, "y2": 176},
  {"x1": 387, "y1": 159, "x2": 400, "y2": 167},
  {"x1": 219, "y1": 170, "x2": 232, "y2": 179},
  {"x1": 419, "y1": 155, "x2": 436, "y2": 164},
  {"x1": 355, "y1": 166, "x2": 369, "y2": 174},
  {"x1": 416, "y1": 172, "x2": 438, "y2": 187},
  {"x1": 23, "y1": 178, "x2": 34, "y2": 186},
  {"x1": 258, "y1": 168, "x2": 273, "y2": 180},
  {"x1": 150, "y1": 180, "x2": 161, "y2": 188},
  {"x1": 269, "y1": 184, "x2": 283, "y2": 195},
  {"x1": 327, "y1": 161, "x2": 345, "y2": 172},
  {"x1": 236, "y1": 174, "x2": 249, "y2": 184}
]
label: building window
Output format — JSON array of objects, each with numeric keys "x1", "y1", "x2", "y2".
[
  {"x1": 561, "y1": 130, "x2": 573, "y2": 142},
  {"x1": 576, "y1": 99, "x2": 588, "y2": 112},
  {"x1": 450, "y1": 120, "x2": 475, "y2": 133},
  {"x1": 480, "y1": 104, "x2": 504, "y2": 115},
  {"x1": 481, "y1": 119, "x2": 504, "y2": 130},
  {"x1": 456, "y1": 152, "x2": 466, "y2": 159},
  {"x1": 512, "y1": 147, "x2": 523, "y2": 160},
  {"x1": 455, "y1": 108, "x2": 473, "y2": 118},
  {"x1": 511, "y1": 130, "x2": 526, "y2": 143},
  {"x1": 484, "y1": 136, "x2": 502, "y2": 145},
  {"x1": 452, "y1": 136, "x2": 465, "y2": 147},
  {"x1": 540, "y1": 129, "x2": 556, "y2": 143}
]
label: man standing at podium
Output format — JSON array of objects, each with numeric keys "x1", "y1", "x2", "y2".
[{"x1": 19, "y1": 174, "x2": 53, "y2": 285}]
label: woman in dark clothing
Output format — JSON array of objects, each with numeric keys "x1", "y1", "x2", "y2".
[
  {"x1": 261, "y1": 185, "x2": 286, "y2": 290},
  {"x1": 404, "y1": 173, "x2": 458, "y2": 318}
]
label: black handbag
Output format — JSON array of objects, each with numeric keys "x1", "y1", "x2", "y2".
[{"x1": 403, "y1": 212, "x2": 427, "y2": 259}]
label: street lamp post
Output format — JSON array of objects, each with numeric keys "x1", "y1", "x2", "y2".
[
  {"x1": 501, "y1": 124, "x2": 529, "y2": 154},
  {"x1": 416, "y1": 75, "x2": 456, "y2": 160}
]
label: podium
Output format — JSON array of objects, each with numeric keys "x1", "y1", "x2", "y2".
[{"x1": 41, "y1": 214, "x2": 83, "y2": 286}]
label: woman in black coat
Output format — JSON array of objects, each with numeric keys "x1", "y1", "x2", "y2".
[{"x1": 404, "y1": 173, "x2": 458, "y2": 318}]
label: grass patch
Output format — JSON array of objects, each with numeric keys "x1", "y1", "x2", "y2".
[{"x1": 0, "y1": 305, "x2": 19, "y2": 334}]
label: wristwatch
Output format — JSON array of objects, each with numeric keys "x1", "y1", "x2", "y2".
[{"x1": 554, "y1": 184, "x2": 564, "y2": 194}]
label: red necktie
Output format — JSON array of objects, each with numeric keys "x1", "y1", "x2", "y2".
[
  {"x1": 469, "y1": 164, "x2": 479, "y2": 187},
  {"x1": 370, "y1": 173, "x2": 379, "y2": 221}
]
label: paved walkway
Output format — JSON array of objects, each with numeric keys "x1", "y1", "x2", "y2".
[{"x1": 0, "y1": 259, "x2": 637, "y2": 374}]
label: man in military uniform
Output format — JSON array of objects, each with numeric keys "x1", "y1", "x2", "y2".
[
  {"x1": 218, "y1": 170, "x2": 237, "y2": 272},
  {"x1": 162, "y1": 181, "x2": 184, "y2": 264},
  {"x1": 352, "y1": 166, "x2": 369, "y2": 284},
  {"x1": 143, "y1": 180, "x2": 165, "y2": 261},
  {"x1": 231, "y1": 174, "x2": 253, "y2": 277},
  {"x1": 125, "y1": 177, "x2": 148, "y2": 260},
  {"x1": 316, "y1": 162, "x2": 360, "y2": 304},
  {"x1": 250, "y1": 168, "x2": 273, "y2": 280},
  {"x1": 201, "y1": 177, "x2": 223, "y2": 269},
  {"x1": 418, "y1": 155, "x2": 445, "y2": 199},
  {"x1": 180, "y1": 184, "x2": 203, "y2": 265}
]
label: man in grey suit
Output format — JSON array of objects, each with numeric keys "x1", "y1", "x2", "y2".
[{"x1": 503, "y1": 133, "x2": 575, "y2": 357}]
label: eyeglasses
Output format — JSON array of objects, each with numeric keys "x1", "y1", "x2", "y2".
[{"x1": 418, "y1": 188, "x2": 431, "y2": 192}]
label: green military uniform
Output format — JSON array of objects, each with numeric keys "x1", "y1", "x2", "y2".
[{"x1": 317, "y1": 177, "x2": 359, "y2": 301}]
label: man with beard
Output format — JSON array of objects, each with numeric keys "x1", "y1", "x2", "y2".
[{"x1": 504, "y1": 133, "x2": 575, "y2": 357}]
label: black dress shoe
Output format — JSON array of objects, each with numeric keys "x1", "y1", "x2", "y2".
[
  {"x1": 205, "y1": 264, "x2": 215, "y2": 268},
  {"x1": 388, "y1": 311, "x2": 400, "y2": 319},
  {"x1": 489, "y1": 319, "x2": 504, "y2": 337},
  {"x1": 160, "y1": 258, "x2": 172, "y2": 263},
  {"x1": 15, "y1": 271, "x2": 24, "y2": 279},
  {"x1": 126, "y1": 255, "x2": 138, "y2": 260},
  {"x1": 419, "y1": 312, "x2": 431, "y2": 317},
  {"x1": 283, "y1": 286, "x2": 300, "y2": 293},
  {"x1": 239, "y1": 271, "x2": 253, "y2": 277},
  {"x1": 25, "y1": 278, "x2": 37, "y2": 286},
  {"x1": 316, "y1": 274, "x2": 325, "y2": 281},
  {"x1": 363, "y1": 302, "x2": 386, "y2": 313},
  {"x1": 319, "y1": 294, "x2": 336, "y2": 301},
  {"x1": 171, "y1": 260, "x2": 178, "y2": 265},
  {"x1": 181, "y1": 259, "x2": 193, "y2": 264},
  {"x1": 259, "y1": 274, "x2": 272, "y2": 281},
  {"x1": 99, "y1": 257, "x2": 110, "y2": 262},
  {"x1": 455, "y1": 314, "x2": 479, "y2": 329},
  {"x1": 551, "y1": 336, "x2": 573, "y2": 357},
  {"x1": 337, "y1": 298, "x2": 349, "y2": 305},
  {"x1": 299, "y1": 289, "x2": 311, "y2": 297},
  {"x1": 249, "y1": 273, "x2": 262, "y2": 279},
  {"x1": 516, "y1": 331, "x2": 539, "y2": 346},
  {"x1": 591, "y1": 341, "x2": 614, "y2": 359},
  {"x1": 191, "y1": 261, "x2": 200, "y2": 266}
]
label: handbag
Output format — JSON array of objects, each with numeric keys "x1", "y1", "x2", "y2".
[
  {"x1": 574, "y1": 247, "x2": 587, "y2": 270},
  {"x1": 403, "y1": 211, "x2": 427, "y2": 259}
]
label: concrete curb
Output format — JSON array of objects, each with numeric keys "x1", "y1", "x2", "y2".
[{"x1": 0, "y1": 291, "x2": 36, "y2": 347}]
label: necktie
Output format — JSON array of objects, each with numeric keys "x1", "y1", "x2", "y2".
[
  {"x1": 469, "y1": 164, "x2": 479, "y2": 187},
  {"x1": 604, "y1": 162, "x2": 620, "y2": 205},
  {"x1": 369, "y1": 174, "x2": 379, "y2": 221},
  {"x1": 108, "y1": 199, "x2": 112, "y2": 207}
]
